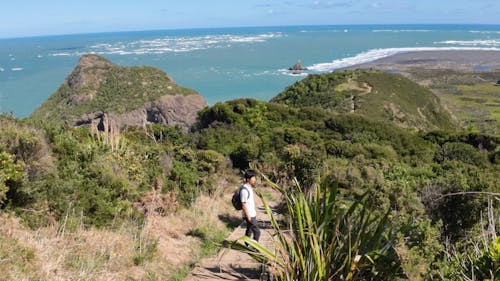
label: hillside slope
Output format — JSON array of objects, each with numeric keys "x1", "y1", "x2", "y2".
[
  {"x1": 272, "y1": 69, "x2": 456, "y2": 131},
  {"x1": 31, "y1": 54, "x2": 207, "y2": 131}
]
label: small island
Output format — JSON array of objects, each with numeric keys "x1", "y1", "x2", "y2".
[{"x1": 288, "y1": 59, "x2": 308, "y2": 73}]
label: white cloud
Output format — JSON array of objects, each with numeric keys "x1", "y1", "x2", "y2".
[
  {"x1": 369, "y1": 1, "x2": 414, "y2": 10},
  {"x1": 308, "y1": 1, "x2": 354, "y2": 9}
]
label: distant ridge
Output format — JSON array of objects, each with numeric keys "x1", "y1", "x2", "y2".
[{"x1": 272, "y1": 69, "x2": 456, "y2": 131}]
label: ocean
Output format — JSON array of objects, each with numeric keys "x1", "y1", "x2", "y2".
[{"x1": 1, "y1": 24, "x2": 500, "y2": 117}]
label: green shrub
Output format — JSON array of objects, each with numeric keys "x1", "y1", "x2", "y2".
[
  {"x1": 230, "y1": 140, "x2": 261, "y2": 170},
  {"x1": 196, "y1": 149, "x2": 226, "y2": 173},
  {"x1": 0, "y1": 151, "x2": 26, "y2": 205},
  {"x1": 325, "y1": 140, "x2": 366, "y2": 158},
  {"x1": 167, "y1": 160, "x2": 200, "y2": 205},
  {"x1": 440, "y1": 142, "x2": 489, "y2": 166},
  {"x1": 363, "y1": 143, "x2": 398, "y2": 160},
  {"x1": 281, "y1": 144, "x2": 324, "y2": 188},
  {"x1": 426, "y1": 162, "x2": 491, "y2": 241}
]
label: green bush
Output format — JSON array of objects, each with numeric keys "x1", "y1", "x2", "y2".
[
  {"x1": 440, "y1": 142, "x2": 489, "y2": 166},
  {"x1": 325, "y1": 140, "x2": 366, "y2": 158},
  {"x1": 230, "y1": 140, "x2": 261, "y2": 170},
  {"x1": 427, "y1": 162, "x2": 491, "y2": 241},
  {"x1": 282, "y1": 144, "x2": 324, "y2": 188},
  {"x1": 167, "y1": 160, "x2": 200, "y2": 204},
  {"x1": 363, "y1": 143, "x2": 398, "y2": 160},
  {"x1": 196, "y1": 149, "x2": 226, "y2": 173},
  {"x1": 0, "y1": 151, "x2": 26, "y2": 204}
]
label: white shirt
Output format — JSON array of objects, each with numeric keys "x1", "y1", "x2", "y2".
[{"x1": 240, "y1": 183, "x2": 257, "y2": 218}]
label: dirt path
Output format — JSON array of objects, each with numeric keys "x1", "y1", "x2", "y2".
[{"x1": 184, "y1": 198, "x2": 277, "y2": 281}]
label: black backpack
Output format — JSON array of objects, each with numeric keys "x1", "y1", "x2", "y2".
[{"x1": 231, "y1": 185, "x2": 249, "y2": 210}]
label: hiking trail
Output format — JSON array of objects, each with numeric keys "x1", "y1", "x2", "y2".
[{"x1": 184, "y1": 194, "x2": 278, "y2": 281}]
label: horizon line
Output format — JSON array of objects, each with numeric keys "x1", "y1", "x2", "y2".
[{"x1": 2, "y1": 23, "x2": 500, "y2": 40}]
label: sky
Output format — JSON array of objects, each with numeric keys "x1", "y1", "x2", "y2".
[{"x1": 1, "y1": 0, "x2": 499, "y2": 38}]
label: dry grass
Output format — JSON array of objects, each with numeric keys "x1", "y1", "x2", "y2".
[{"x1": 0, "y1": 176, "x2": 238, "y2": 281}]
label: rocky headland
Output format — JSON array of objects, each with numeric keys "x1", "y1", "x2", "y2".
[{"x1": 31, "y1": 54, "x2": 207, "y2": 132}]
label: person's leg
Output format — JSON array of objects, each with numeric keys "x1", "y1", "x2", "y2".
[
  {"x1": 245, "y1": 218, "x2": 253, "y2": 238},
  {"x1": 250, "y1": 217, "x2": 261, "y2": 242}
]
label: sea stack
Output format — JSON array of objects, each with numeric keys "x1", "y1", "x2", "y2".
[{"x1": 289, "y1": 60, "x2": 308, "y2": 71}]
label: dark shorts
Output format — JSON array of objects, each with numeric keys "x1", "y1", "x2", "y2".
[{"x1": 245, "y1": 216, "x2": 261, "y2": 242}]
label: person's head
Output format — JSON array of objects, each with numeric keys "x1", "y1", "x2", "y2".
[{"x1": 244, "y1": 169, "x2": 257, "y2": 186}]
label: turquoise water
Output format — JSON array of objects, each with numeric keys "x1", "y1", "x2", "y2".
[{"x1": 1, "y1": 24, "x2": 500, "y2": 117}]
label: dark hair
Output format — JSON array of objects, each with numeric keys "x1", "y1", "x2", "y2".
[{"x1": 244, "y1": 169, "x2": 256, "y2": 181}]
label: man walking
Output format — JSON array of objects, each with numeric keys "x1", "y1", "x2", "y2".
[{"x1": 240, "y1": 170, "x2": 260, "y2": 242}]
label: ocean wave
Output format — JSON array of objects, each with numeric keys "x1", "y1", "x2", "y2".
[
  {"x1": 277, "y1": 68, "x2": 309, "y2": 77},
  {"x1": 300, "y1": 29, "x2": 345, "y2": 33},
  {"x1": 307, "y1": 47, "x2": 500, "y2": 72},
  {"x1": 49, "y1": 32, "x2": 284, "y2": 57},
  {"x1": 11, "y1": 67, "x2": 23, "y2": 71},
  {"x1": 435, "y1": 40, "x2": 500, "y2": 47},
  {"x1": 469, "y1": 30, "x2": 500, "y2": 34},
  {"x1": 0, "y1": 67, "x2": 4, "y2": 72},
  {"x1": 372, "y1": 29, "x2": 432, "y2": 33},
  {"x1": 51, "y1": 53, "x2": 72, "y2": 56}
]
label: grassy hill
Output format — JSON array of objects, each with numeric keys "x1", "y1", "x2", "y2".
[
  {"x1": 272, "y1": 69, "x2": 457, "y2": 131},
  {"x1": 30, "y1": 54, "x2": 199, "y2": 125}
]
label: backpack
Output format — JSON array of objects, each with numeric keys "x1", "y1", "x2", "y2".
[{"x1": 231, "y1": 185, "x2": 249, "y2": 210}]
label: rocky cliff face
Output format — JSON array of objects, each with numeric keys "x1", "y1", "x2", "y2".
[
  {"x1": 75, "y1": 94, "x2": 207, "y2": 132},
  {"x1": 31, "y1": 54, "x2": 207, "y2": 132}
]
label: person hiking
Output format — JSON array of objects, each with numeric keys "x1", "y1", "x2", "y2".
[{"x1": 241, "y1": 169, "x2": 260, "y2": 242}]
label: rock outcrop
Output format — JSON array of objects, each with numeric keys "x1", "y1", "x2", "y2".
[
  {"x1": 75, "y1": 94, "x2": 207, "y2": 132},
  {"x1": 31, "y1": 54, "x2": 207, "y2": 132},
  {"x1": 289, "y1": 60, "x2": 308, "y2": 71}
]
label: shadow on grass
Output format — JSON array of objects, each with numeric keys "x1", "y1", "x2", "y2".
[
  {"x1": 218, "y1": 214, "x2": 242, "y2": 229},
  {"x1": 186, "y1": 228, "x2": 207, "y2": 240}
]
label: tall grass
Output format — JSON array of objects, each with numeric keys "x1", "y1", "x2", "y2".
[{"x1": 229, "y1": 175, "x2": 404, "y2": 280}]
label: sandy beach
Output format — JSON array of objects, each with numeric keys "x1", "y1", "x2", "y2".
[{"x1": 346, "y1": 50, "x2": 500, "y2": 71}]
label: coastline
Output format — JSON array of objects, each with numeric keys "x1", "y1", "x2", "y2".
[
  {"x1": 3, "y1": 25, "x2": 500, "y2": 117},
  {"x1": 343, "y1": 50, "x2": 500, "y2": 71}
]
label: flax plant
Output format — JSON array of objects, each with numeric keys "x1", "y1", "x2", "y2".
[{"x1": 228, "y1": 175, "x2": 404, "y2": 280}]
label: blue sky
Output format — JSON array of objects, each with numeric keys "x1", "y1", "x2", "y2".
[{"x1": 1, "y1": 0, "x2": 499, "y2": 38}]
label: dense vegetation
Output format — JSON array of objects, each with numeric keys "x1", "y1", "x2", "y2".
[
  {"x1": 196, "y1": 97, "x2": 499, "y2": 279},
  {"x1": 1, "y1": 65, "x2": 499, "y2": 279},
  {"x1": 0, "y1": 115, "x2": 226, "y2": 228}
]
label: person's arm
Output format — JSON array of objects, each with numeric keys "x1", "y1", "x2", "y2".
[{"x1": 242, "y1": 202, "x2": 251, "y2": 222}]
